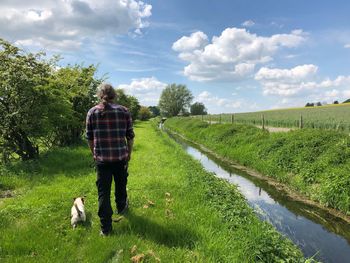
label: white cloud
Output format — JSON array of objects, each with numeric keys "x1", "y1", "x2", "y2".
[
  {"x1": 241, "y1": 20, "x2": 255, "y2": 27},
  {"x1": 196, "y1": 91, "x2": 260, "y2": 113},
  {"x1": 255, "y1": 64, "x2": 318, "y2": 82},
  {"x1": 173, "y1": 28, "x2": 306, "y2": 82},
  {"x1": 172, "y1": 31, "x2": 208, "y2": 52},
  {"x1": 324, "y1": 89, "x2": 339, "y2": 98},
  {"x1": 285, "y1": 54, "x2": 299, "y2": 59},
  {"x1": 197, "y1": 91, "x2": 242, "y2": 109},
  {"x1": 119, "y1": 77, "x2": 167, "y2": 106},
  {"x1": 344, "y1": 44, "x2": 350, "y2": 49},
  {"x1": 255, "y1": 64, "x2": 350, "y2": 102},
  {"x1": 270, "y1": 21, "x2": 284, "y2": 29},
  {"x1": 343, "y1": 90, "x2": 350, "y2": 98},
  {"x1": 0, "y1": 0, "x2": 152, "y2": 51},
  {"x1": 319, "y1": 75, "x2": 350, "y2": 88}
]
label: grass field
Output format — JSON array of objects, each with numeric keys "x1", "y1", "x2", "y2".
[
  {"x1": 197, "y1": 103, "x2": 350, "y2": 132},
  {"x1": 165, "y1": 117, "x2": 350, "y2": 215},
  {"x1": 0, "y1": 121, "x2": 303, "y2": 262}
]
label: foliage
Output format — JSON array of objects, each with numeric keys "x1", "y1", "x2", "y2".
[
  {"x1": 0, "y1": 39, "x2": 53, "y2": 161},
  {"x1": 0, "y1": 121, "x2": 303, "y2": 262},
  {"x1": 0, "y1": 39, "x2": 103, "y2": 161},
  {"x1": 46, "y1": 65, "x2": 102, "y2": 146},
  {"x1": 190, "y1": 102, "x2": 207, "y2": 115},
  {"x1": 158, "y1": 83, "x2": 193, "y2": 117},
  {"x1": 166, "y1": 117, "x2": 350, "y2": 214},
  {"x1": 138, "y1": 106, "x2": 152, "y2": 121},
  {"x1": 116, "y1": 89, "x2": 140, "y2": 121},
  {"x1": 148, "y1": 105, "x2": 160, "y2": 117}
]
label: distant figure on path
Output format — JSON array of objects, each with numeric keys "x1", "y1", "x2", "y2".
[{"x1": 85, "y1": 83, "x2": 135, "y2": 236}]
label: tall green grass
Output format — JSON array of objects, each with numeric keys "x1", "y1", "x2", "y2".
[
  {"x1": 165, "y1": 117, "x2": 350, "y2": 214},
  {"x1": 0, "y1": 121, "x2": 303, "y2": 262}
]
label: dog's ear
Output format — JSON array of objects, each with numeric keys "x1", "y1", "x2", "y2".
[
  {"x1": 73, "y1": 197, "x2": 76, "y2": 201},
  {"x1": 81, "y1": 197, "x2": 85, "y2": 204}
]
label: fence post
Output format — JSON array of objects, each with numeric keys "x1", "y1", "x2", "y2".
[
  {"x1": 299, "y1": 114, "x2": 303, "y2": 129},
  {"x1": 209, "y1": 114, "x2": 211, "y2": 125},
  {"x1": 201, "y1": 115, "x2": 203, "y2": 121},
  {"x1": 219, "y1": 114, "x2": 222, "y2": 124},
  {"x1": 261, "y1": 114, "x2": 265, "y2": 130},
  {"x1": 231, "y1": 114, "x2": 234, "y2": 124}
]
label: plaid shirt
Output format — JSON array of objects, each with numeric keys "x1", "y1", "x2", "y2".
[{"x1": 86, "y1": 103, "x2": 135, "y2": 162}]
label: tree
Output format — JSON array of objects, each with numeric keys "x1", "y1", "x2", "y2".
[
  {"x1": 158, "y1": 84, "x2": 193, "y2": 117},
  {"x1": 148, "y1": 106, "x2": 160, "y2": 117},
  {"x1": 116, "y1": 89, "x2": 141, "y2": 120},
  {"x1": 333, "y1": 100, "x2": 339, "y2": 104},
  {"x1": 0, "y1": 39, "x2": 104, "y2": 161},
  {"x1": 138, "y1": 106, "x2": 152, "y2": 121},
  {"x1": 47, "y1": 65, "x2": 102, "y2": 146},
  {"x1": 0, "y1": 39, "x2": 53, "y2": 160},
  {"x1": 316, "y1": 102, "x2": 322, "y2": 106},
  {"x1": 305, "y1": 103, "x2": 314, "y2": 107},
  {"x1": 190, "y1": 102, "x2": 207, "y2": 115}
]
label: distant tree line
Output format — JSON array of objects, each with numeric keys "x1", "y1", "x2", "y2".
[
  {"x1": 157, "y1": 83, "x2": 208, "y2": 117},
  {"x1": 305, "y1": 99, "x2": 350, "y2": 107},
  {"x1": 190, "y1": 102, "x2": 207, "y2": 115}
]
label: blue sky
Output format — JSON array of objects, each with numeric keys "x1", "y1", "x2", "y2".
[{"x1": 1, "y1": 0, "x2": 350, "y2": 113}]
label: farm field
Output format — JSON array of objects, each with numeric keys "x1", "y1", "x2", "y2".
[
  {"x1": 0, "y1": 121, "x2": 303, "y2": 262},
  {"x1": 198, "y1": 103, "x2": 350, "y2": 132}
]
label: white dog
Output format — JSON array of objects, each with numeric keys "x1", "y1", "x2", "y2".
[{"x1": 71, "y1": 197, "x2": 86, "y2": 228}]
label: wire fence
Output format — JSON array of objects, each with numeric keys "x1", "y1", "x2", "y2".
[{"x1": 192, "y1": 112, "x2": 350, "y2": 133}]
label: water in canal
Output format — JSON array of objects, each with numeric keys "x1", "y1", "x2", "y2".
[{"x1": 166, "y1": 131, "x2": 350, "y2": 263}]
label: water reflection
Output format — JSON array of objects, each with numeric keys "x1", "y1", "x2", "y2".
[{"x1": 170, "y1": 132, "x2": 350, "y2": 263}]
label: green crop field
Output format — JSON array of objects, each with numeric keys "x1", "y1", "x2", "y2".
[{"x1": 197, "y1": 103, "x2": 350, "y2": 132}]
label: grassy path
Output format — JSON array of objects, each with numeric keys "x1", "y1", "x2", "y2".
[{"x1": 0, "y1": 121, "x2": 303, "y2": 262}]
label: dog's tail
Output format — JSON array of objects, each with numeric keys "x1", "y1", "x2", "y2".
[{"x1": 74, "y1": 204, "x2": 83, "y2": 217}]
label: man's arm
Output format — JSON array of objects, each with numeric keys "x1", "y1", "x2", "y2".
[
  {"x1": 125, "y1": 110, "x2": 135, "y2": 161},
  {"x1": 86, "y1": 110, "x2": 95, "y2": 159},
  {"x1": 88, "y1": 140, "x2": 94, "y2": 157},
  {"x1": 127, "y1": 138, "x2": 134, "y2": 161}
]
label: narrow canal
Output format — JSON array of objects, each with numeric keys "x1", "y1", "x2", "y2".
[{"x1": 166, "y1": 130, "x2": 350, "y2": 263}]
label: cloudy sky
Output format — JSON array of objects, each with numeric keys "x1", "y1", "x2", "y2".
[{"x1": 1, "y1": 0, "x2": 350, "y2": 113}]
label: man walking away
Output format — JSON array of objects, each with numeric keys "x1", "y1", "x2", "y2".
[{"x1": 86, "y1": 83, "x2": 135, "y2": 236}]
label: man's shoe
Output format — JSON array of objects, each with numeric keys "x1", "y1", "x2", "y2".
[{"x1": 118, "y1": 199, "x2": 129, "y2": 215}]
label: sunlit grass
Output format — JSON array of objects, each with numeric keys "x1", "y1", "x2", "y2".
[
  {"x1": 0, "y1": 121, "x2": 303, "y2": 262},
  {"x1": 166, "y1": 117, "x2": 350, "y2": 214}
]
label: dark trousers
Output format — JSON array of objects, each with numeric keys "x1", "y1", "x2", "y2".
[{"x1": 95, "y1": 160, "x2": 128, "y2": 232}]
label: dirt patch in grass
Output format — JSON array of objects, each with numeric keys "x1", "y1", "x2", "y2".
[
  {"x1": 255, "y1": 125, "x2": 294, "y2": 132},
  {"x1": 0, "y1": 190, "x2": 15, "y2": 199}
]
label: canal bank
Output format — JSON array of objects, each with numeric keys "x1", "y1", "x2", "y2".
[{"x1": 163, "y1": 126, "x2": 350, "y2": 262}]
